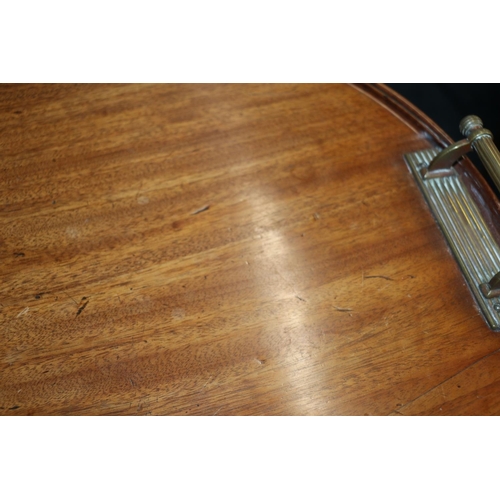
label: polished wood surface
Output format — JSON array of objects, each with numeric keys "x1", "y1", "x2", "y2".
[{"x1": 2, "y1": 84, "x2": 500, "y2": 415}]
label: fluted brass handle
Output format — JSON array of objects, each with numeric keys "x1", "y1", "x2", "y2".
[
  {"x1": 459, "y1": 115, "x2": 500, "y2": 193},
  {"x1": 424, "y1": 115, "x2": 500, "y2": 189},
  {"x1": 416, "y1": 115, "x2": 500, "y2": 301}
]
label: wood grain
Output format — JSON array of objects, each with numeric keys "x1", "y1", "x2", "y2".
[
  {"x1": 1, "y1": 83, "x2": 500, "y2": 415},
  {"x1": 398, "y1": 349, "x2": 500, "y2": 415}
]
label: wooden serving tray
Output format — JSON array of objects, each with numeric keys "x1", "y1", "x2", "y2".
[{"x1": 2, "y1": 84, "x2": 500, "y2": 415}]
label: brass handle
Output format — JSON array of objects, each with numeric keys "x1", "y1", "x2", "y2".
[
  {"x1": 459, "y1": 115, "x2": 500, "y2": 193},
  {"x1": 461, "y1": 116, "x2": 500, "y2": 298},
  {"x1": 424, "y1": 115, "x2": 500, "y2": 187},
  {"x1": 420, "y1": 115, "x2": 500, "y2": 299}
]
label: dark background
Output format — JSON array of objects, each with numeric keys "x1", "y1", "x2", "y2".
[
  {"x1": 387, "y1": 84, "x2": 500, "y2": 194},
  {"x1": 387, "y1": 84, "x2": 500, "y2": 141}
]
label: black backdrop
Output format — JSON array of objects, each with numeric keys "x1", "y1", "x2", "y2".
[
  {"x1": 387, "y1": 84, "x2": 500, "y2": 194},
  {"x1": 387, "y1": 84, "x2": 500, "y2": 141}
]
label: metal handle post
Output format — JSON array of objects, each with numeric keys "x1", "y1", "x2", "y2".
[{"x1": 460, "y1": 115, "x2": 500, "y2": 192}]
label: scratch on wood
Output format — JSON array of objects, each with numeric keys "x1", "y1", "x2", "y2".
[
  {"x1": 333, "y1": 306, "x2": 353, "y2": 312},
  {"x1": 200, "y1": 377, "x2": 212, "y2": 392},
  {"x1": 64, "y1": 291, "x2": 79, "y2": 306},
  {"x1": 191, "y1": 204, "x2": 210, "y2": 215},
  {"x1": 440, "y1": 385, "x2": 447, "y2": 401},
  {"x1": 295, "y1": 295, "x2": 306, "y2": 302},
  {"x1": 212, "y1": 407, "x2": 222, "y2": 416},
  {"x1": 365, "y1": 275, "x2": 394, "y2": 281},
  {"x1": 76, "y1": 300, "x2": 89, "y2": 317},
  {"x1": 17, "y1": 307, "x2": 29, "y2": 318}
]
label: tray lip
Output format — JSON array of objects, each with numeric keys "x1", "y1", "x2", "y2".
[{"x1": 352, "y1": 83, "x2": 453, "y2": 148}]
